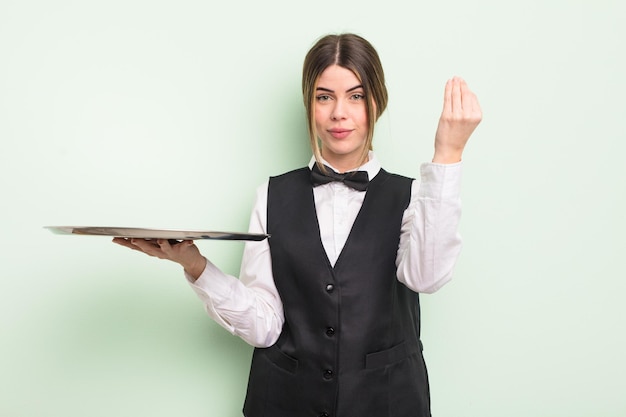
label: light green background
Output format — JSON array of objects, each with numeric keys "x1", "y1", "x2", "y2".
[{"x1": 1, "y1": 0, "x2": 624, "y2": 416}]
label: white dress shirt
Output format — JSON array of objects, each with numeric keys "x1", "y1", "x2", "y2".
[{"x1": 187, "y1": 153, "x2": 463, "y2": 348}]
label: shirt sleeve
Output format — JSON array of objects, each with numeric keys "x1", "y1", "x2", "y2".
[
  {"x1": 185, "y1": 182, "x2": 284, "y2": 348},
  {"x1": 396, "y1": 162, "x2": 463, "y2": 293}
]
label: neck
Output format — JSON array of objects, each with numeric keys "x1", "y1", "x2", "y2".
[{"x1": 322, "y1": 153, "x2": 369, "y2": 173}]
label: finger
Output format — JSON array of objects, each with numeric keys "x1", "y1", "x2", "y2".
[
  {"x1": 451, "y1": 76, "x2": 462, "y2": 113},
  {"x1": 166, "y1": 240, "x2": 196, "y2": 255},
  {"x1": 113, "y1": 237, "x2": 136, "y2": 249},
  {"x1": 156, "y1": 239, "x2": 181, "y2": 256},
  {"x1": 459, "y1": 79, "x2": 471, "y2": 112},
  {"x1": 112, "y1": 238, "x2": 148, "y2": 254},
  {"x1": 460, "y1": 81, "x2": 482, "y2": 119},
  {"x1": 458, "y1": 80, "x2": 478, "y2": 115},
  {"x1": 131, "y1": 238, "x2": 159, "y2": 248},
  {"x1": 130, "y1": 238, "x2": 164, "y2": 256},
  {"x1": 474, "y1": 97, "x2": 483, "y2": 118},
  {"x1": 442, "y1": 78, "x2": 452, "y2": 114},
  {"x1": 156, "y1": 239, "x2": 171, "y2": 249},
  {"x1": 470, "y1": 94, "x2": 482, "y2": 119}
]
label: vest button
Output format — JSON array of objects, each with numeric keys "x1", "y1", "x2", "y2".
[
  {"x1": 325, "y1": 284, "x2": 334, "y2": 293},
  {"x1": 323, "y1": 369, "x2": 334, "y2": 380},
  {"x1": 325, "y1": 327, "x2": 335, "y2": 336}
]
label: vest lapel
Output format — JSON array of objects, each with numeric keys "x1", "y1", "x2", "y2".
[{"x1": 332, "y1": 169, "x2": 389, "y2": 271}]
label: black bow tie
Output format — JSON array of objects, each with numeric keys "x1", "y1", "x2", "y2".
[{"x1": 310, "y1": 164, "x2": 369, "y2": 191}]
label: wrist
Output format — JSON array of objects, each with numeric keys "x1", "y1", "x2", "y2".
[
  {"x1": 184, "y1": 256, "x2": 207, "y2": 281},
  {"x1": 432, "y1": 150, "x2": 463, "y2": 164}
]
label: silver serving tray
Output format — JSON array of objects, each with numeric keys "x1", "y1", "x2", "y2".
[{"x1": 45, "y1": 226, "x2": 269, "y2": 241}]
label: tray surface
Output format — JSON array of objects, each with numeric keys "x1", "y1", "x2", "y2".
[{"x1": 45, "y1": 226, "x2": 269, "y2": 241}]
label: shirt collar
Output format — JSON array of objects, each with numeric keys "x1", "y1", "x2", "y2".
[{"x1": 308, "y1": 151, "x2": 381, "y2": 181}]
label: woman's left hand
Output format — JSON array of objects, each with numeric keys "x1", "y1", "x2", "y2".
[{"x1": 432, "y1": 77, "x2": 482, "y2": 163}]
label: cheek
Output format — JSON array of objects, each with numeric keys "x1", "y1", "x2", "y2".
[
  {"x1": 356, "y1": 107, "x2": 369, "y2": 129},
  {"x1": 314, "y1": 107, "x2": 327, "y2": 129}
]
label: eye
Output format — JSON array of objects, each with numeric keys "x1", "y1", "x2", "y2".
[
  {"x1": 316, "y1": 94, "x2": 332, "y2": 102},
  {"x1": 350, "y1": 93, "x2": 365, "y2": 101}
]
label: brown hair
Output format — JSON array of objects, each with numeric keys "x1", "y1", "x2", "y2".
[{"x1": 302, "y1": 33, "x2": 388, "y2": 169}]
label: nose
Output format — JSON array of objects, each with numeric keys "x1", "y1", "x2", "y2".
[{"x1": 331, "y1": 101, "x2": 346, "y2": 121}]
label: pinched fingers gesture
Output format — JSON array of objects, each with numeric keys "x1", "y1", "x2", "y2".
[{"x1": 433, "y1": 77, "x2": 482, "y2": 163}]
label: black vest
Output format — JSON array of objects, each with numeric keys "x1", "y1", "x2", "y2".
[{"x1": 243, "y1": 167, "x2": 431, "y2": 417}]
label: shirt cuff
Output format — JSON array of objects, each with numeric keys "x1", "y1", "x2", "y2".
[
  {"x1": 185, "y1": 258, "x2": 236, "y2": 308},
  {"x1": 418, "y1": 161, "x2": 462, "y2": 200}
]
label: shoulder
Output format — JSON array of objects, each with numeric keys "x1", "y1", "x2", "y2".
[
  {"x1": 269, "y1": 166, "x2": 309, "y2": 179},
  {"x1": 376, "y1": 168, "x2": 415, "y2": 187},
  {"x1": 269, "y1": 167, "x2": 310, "y2": 186}
]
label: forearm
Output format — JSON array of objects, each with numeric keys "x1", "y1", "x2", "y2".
[
  {"x1": 186, "y1": 257, "x2": 283, "y2": 347},
  {"x1": 396, "y1": 162, "x2": 463, "y2": 293}
]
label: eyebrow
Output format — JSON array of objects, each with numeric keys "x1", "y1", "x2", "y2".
[{"x1": 316, "y1": 84, "x2": 364, "y2": 93}]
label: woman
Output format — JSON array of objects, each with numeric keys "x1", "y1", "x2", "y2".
[{"x1": 115, "y1": 33, "x2": 481, "y2": 417}]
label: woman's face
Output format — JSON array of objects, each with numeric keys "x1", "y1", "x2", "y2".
[{"x1": 314, "y1": 65, "x2": 369, "y2": 172}]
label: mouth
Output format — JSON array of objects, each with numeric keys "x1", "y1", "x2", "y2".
[{"x1": 328, "y1": 128, "x2": 353, "y2": 139}]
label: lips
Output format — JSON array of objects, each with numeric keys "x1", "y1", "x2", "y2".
[{"x1": 328, "y1": 128, "x2": 353, "y2": 139}]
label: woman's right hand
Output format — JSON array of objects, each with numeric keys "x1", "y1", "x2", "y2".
[{"x1": 112, "y1": 238, "x2": 207, "y2": 280}]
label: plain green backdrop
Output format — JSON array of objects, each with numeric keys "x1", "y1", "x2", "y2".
[{"x1": 1, "y1": 0, "x2": 624, "y2": 416}]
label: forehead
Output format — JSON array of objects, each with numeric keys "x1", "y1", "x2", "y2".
[{"x1": 316, "y1": 65, "x2": 361, "y2": 89}]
